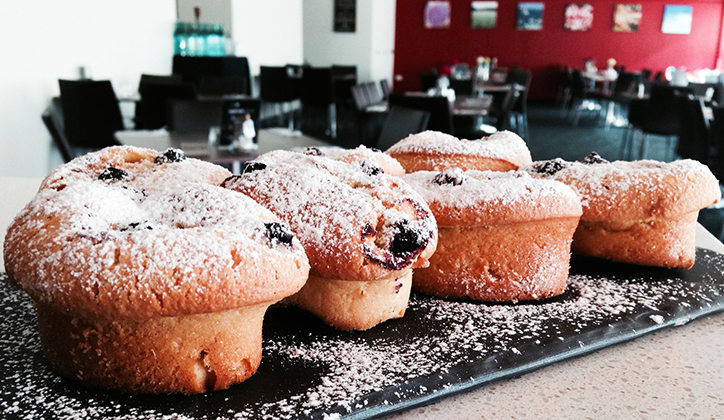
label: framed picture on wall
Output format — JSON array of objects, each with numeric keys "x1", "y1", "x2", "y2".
[
  {"x1": 612, "y1": 4, "x2": 642, "y2": 32},
  {"x1": 425, "y1": 1, "x2": 452, "y2": 29},
  {"x1": 333, "y1": 0, "x2": 356, "y2": 33},
  {"x1": 564, "y1": 4, "x2": 594, "y2": 31},
  {"x1": 517, "y1": 2, "x2": 544, "y2": 30},
  {"x1": 661, "y1": 5, "x2": 692, "y2": 34},
  {"x1": 471, "y1": 1, "x2": 498, "y2": 28}
]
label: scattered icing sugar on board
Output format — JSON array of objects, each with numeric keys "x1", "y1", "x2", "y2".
[{"x1": 2, "y1": 249, "x2": 724, "y2": 419}]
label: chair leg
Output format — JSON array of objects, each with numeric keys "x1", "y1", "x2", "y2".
[
  {"x1": 620, "y1": 126, "x2": 630, "y2": 160},
  {"x1": 624, "y1": 127, "x2": 640, "y2": 160},
  {"x1": 605, "y1": 101, "x2": 615, "y2": 131},
  {"x1": 667, "y1": 135, "x2": 676, "y2": 161},
  {"x1": 571, "y1": 101, "x2": 582, "y2": 126},
  {"x1": 561, "y1": 88, "x2": 571, "y2": 110},
  {"x1": 328, "y1": 103, "x2": 337, "y2": 139},
  {"x1": 639, "y1": 133, "x2": 648, "y2": 160}
]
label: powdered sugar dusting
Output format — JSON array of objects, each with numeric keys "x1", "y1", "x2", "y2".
[
  {"x1": 222, "y1": 150, "x2": 436, "y2": 279},
  {"x1": 316, "y1": 145, "x2": 406, "y2": 176},
  {"x1": 403, "y1": 169, "x2": 582, "y2": 225},
  {"x1": 386, "y1": 130, "x2": 532, "y2": 165},
  {"x1": 40, "y1": 146, "x2": 231, "y2": 193},
  {"x1": 5, "y1": 153, "x2": 308, "y2": 319},
  {"x1": 2, "y1": 249, "x2": 723, "y2": 419},
  {"x1": 522, "y1": 158, "x2": 721, "y2": 218}
]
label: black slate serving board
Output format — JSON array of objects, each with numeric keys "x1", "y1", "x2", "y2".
[{"x1": 2, "y1": 248, "x2": 724, "y2": 420}]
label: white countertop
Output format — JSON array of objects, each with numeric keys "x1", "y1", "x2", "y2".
[{"x1": 2, "y1": 176, "x2": 723, "y2": 418}]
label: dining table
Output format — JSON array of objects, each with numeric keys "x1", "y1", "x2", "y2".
[
  {"x1": 1, "y1": 168, "x2": 723, "y2": 418},
  {"x1": 582, "y1": 69, "x2": 619, "y2": 95},
  {"x1": 450, "y1": 94, "x2": 494, "y2": 117},
  {"x1": 115, "y1": 127, "x2": 336, "y2": 174},
  {"x1": 404, "y1": 91, "x2": 495, "y2": 117}
]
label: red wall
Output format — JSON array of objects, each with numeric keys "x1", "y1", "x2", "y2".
[{"x1": 394, "y1": 0, "x2": 724, "y2": 100}]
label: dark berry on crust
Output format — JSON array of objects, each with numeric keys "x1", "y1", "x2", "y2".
[
  {"x1": 362, "y1": 219, "x2": 430, "y2": 270},
  {"x1": 154, "y1": 148, "x2": 186, "y2": 164},
  {"x1": 303, "y1": 147, "x2": 323, "y2": 156},
  {"x1": 242, "y1": 161, "x2": 267, "y2": 175},
  {"x1": 530, "y1": 158, "x2": 568, "y2": 176},
  {"x1": 98, "y1": 167, "x2": 128, "y2": 181},
  {"x1": 390, "y1": 219, "x2": 424, "y2": 255},
  {"x1": 264, "y1": 222, "x2": 294, "y2": 247},
  {"x1": 358, "y1": 159, "x2": 382, "y2": 176},
  {"x1": 362, "y1": 199, "x2": 433, "y2": 270},
  {"x1": 121, "y1": 221, "x2": 153, "y2": 231},
  {"x1": 361, "y1": 223, "x2": 377, "y2": 239},
  {"x1": 433, "y1": 168, "x2": 467, "y2": 186},
  {"x1": 219, "y1": 175, "x2": 241, "y2": 188},
  {"x1": 581, "y1": 152, "x2": 609, "y2": 165}
]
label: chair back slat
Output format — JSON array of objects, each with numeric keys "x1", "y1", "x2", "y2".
[
  {"x1": 377, "y1": 105, "x2": 430, "y2": 150},
  {"x1": 58, "y1": 79, "x2": 124, "y2": 148},
  {"x1": 388, "y1": 93, "x2": 453, "y2": 134},
  {"x1": 167, "y1": 99, "x2": 223, "y2": 132}
]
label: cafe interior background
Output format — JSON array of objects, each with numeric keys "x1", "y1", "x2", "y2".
[{"x1": 2, "y1": 0, "x2": 724, "y2": 179}]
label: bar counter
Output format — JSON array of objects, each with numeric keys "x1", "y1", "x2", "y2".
[{"x1": 1, "y1": 176, "x2": 723, "y2": 419}]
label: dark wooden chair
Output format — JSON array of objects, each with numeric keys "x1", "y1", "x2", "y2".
[
  {"x1": 332, "y1": 65, "x2": 357, "y2": 106},
  {"x1": 172, "y1": 55, "x2": 251, "y2": 95},
  {"x1": 135, "y1": 78, "x2": 197, "y2": 129},
  {"x1": 198, "y1": 76, "x2": 248, "y2": 96},
  {"x1": 380, "y1": 79, "x2": 391, "y2": 100},
  {"x1": 709, "y1": 106, "x2": 724, "y2": 181},
  {"x1": 139, "y1": 74, "x2": 183, "y2": 86},
  {"x1": 621, "y1": 84, "x2": 692, "y2": 160},
  {"x1": 676, "y1": 94, "x2": 712, "y2": 164},
  {"x1": 376, "y1": 105, "x2": 430, "y2": 151},
  {"x1": 568, "y1": 69, "x2": 609, "y2": 126},
  {"x1": 361, "y1": 82, "x2": 383, "y2": 106},
  {"x1": 506, "y1": 69, "x2": 532, "y2": 138},
  {"x1": 301, "y1": 67, "x2": 337, "y2": 138},
  {"x1": 166, "y1": 99, "x2": 223, "y2": 132},
  {"x1": 259, "y1": 66, "x2": 297, "y2": 129},
  {"x1": 58, "y1": 79, "x2": 124, "y2": 149},
  {"x1": 420, "y1": 73, "x2": 438, "y2": 92},
  {"x1": 351, "y1": 84, "x2": 387, "y2": 147},
  {"x1": 42, "y1": 97, "x2": 73, "y2": 162},
  {"x1": 388, "y1": 93, "x2": 453, "y2": 135},
  {"x1": 449, "y1": 78, "x2": 474, "y2": 95}
]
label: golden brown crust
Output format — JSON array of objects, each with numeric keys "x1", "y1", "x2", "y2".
[
  {"x1": 4, "y1": 146, "x2": 312, "y2": 394},
  {"x1": 222, "y1": 150, "x2": 438, "y2": 283},
  {"x1": 572, "y1": 212, "x2": 699, "y2": 269},
  {"x1": 413, "y1": 218, "x2": 579, "y2": 302},
  {"x1": 523, "y1": 157, "x2": 721, "y2": 268},
  {"x1": 316, "y1": 145, "x2": 406, "y2": 176},
  {"x1": 388, "y1": 152, "x2": 518, "y2": 173},
  {"x1": 289, "y1": 271, "x2": 412, "y2": 331},
  {"x1": 36, "y1": 302, "x2": 270, "y2": 394},
  {"x1": 385, "y1": 130, "x2": 532, "y2": 173}
]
